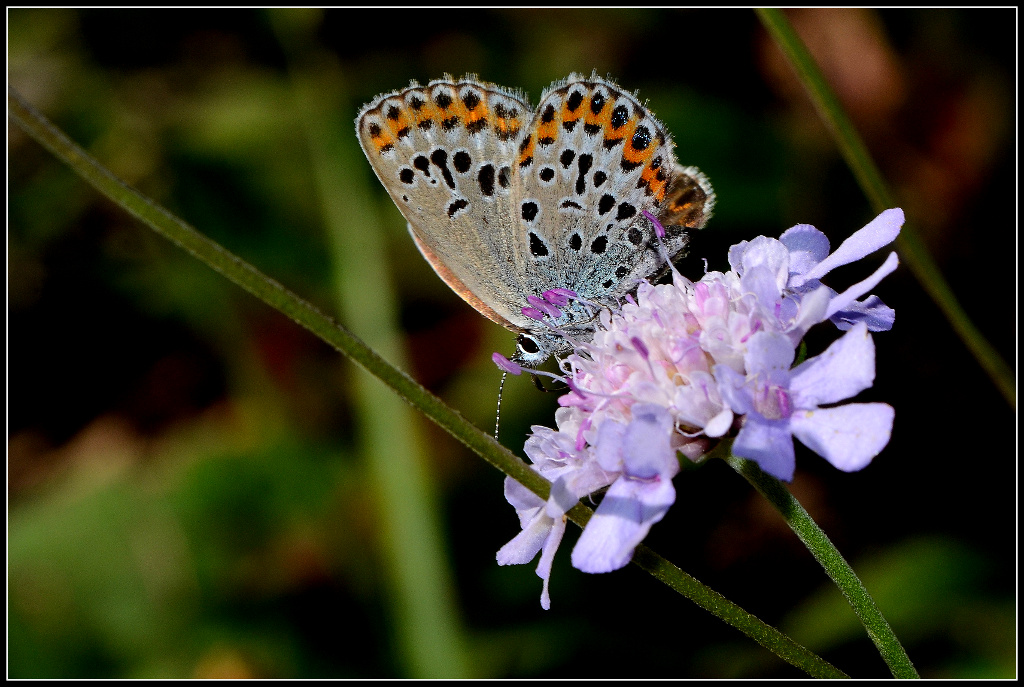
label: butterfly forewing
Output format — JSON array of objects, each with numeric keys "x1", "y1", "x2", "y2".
[{"x1": 356, "y1": 77, "x2": 537, "y2": 331}]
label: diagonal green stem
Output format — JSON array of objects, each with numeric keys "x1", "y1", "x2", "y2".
[
  {"x1": 756, "y1": 8, "x2": 1014, "y2": 410},
  {"x1": 10, "y1": 86, "x2": 846, "y2": 678},
  {"x1": 726, "y1": 453, "x2": 918, "y2": 679},
  {"x1": 6, "y1": 85, "x2": 544, "y2": 506},
  {"x1": 626, "y1": 542, "x2": 846, "y2": 677}
]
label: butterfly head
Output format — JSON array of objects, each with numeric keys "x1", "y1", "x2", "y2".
[{"x1": 511, "y1": 330, "x2": 575, "y2": 368}]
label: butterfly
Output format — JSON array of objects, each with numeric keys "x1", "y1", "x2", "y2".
[{"x1": 356, "y1": 72, "x2": 714, "y2": 366}]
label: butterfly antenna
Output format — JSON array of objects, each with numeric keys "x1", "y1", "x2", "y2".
[
  {"x1": 494, "y1": 370, "x2": 508, "y2": 440},
  {"x1": 643, "y1": 210, "x2": 683, "y2": 281}
]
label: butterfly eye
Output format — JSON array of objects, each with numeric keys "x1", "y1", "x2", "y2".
[
  {"x1": 517, "y1": 334, "x2": 540, "y2": 355},
  {"x1": 513, "y1": 333, "x2": 550, "y2": 367}
]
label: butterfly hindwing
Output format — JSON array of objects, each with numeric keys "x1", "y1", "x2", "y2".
[{"x1": 513, "y1": 75, "x2": 683, "y2": 305}]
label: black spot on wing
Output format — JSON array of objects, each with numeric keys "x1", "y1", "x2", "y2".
[
  {"x1": 610, "y1": 104, "x2": 629, "y2": 129},
  {"x1": 616, "y1": 202, "x2": 636, "y2": 221},
  {"x1": 434, "y1": 92, "x2": 453, "y2": 109},
  {"x1": 478, "y1": 164, "x2": 495, "y2": 196},
  {"x1": 522, "y1": 201, "x2": 539, "y2": 222},
  {"x1": 575, "y1": 154, "x2": 593, "y2": 195},
  {"x1": 453, "y1": 151, "x2": 471, "y2": 174},
  {"x1": 430, "y1": 149, "x2": 456, "y2": 189},
  {"x1": 447, "y1": 198, "x2": 468, "y2": 218},
  {"x1": 631, "y1": 125, "x2": 652, "y2": 151},
  {"x1": 529, "y1": 232, "x2": 549, "y2": 257}
]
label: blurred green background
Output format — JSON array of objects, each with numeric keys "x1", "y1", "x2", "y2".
[{"x1": 8, "y1": 8, "x2": 1015, "y2": 678}]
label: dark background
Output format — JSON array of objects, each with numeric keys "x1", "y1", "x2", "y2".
[{"x1": 8, "y1": 8, "x2": 1016, "y2": 678}]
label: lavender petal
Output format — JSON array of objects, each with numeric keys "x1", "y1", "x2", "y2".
[{"x1": 790, "y1": 403, "x2": 894, "y2": 471}]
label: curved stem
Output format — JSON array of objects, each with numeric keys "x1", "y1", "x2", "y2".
[
  {"x1": 726, "y1": 452, "x2": 919, "y2": 678},
  {"x1": 755, "y1": 8, "x2": 1014, "y2": 410},
  {"x1": 7, "y1": 84, "x2": 549, "y2": 513},
  {"x1": 10, "y1": 86, "x2": 844, "y2": 678},
  {"x1": 627, "y1": 542, "x2": 847, "y2": 678}
]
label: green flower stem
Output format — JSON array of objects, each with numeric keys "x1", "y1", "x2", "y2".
[
  {"x1": 627, "y1": 543, "x2": 846, "y2": 678},
  {"x1": 6, "y1": 85, "x2": 546, "y2": 508},
  {"x1": 10, "y1": 87, "x2": 845, "y2": 678},
  {"x1": 726, "y1": 452, "x2": 919, "y2": 679},
  {"x1": 756, "y1": 8, "x2": 1015, "y2": 410}
]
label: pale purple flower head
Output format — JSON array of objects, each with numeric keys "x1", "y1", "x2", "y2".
[
  {"x1": 496, "y1": 209, "x2": 903, "y2": 609},
  {"x1": 729, "y1": 207, "x2": 904, "y2": 336},
  {"x1": 571, "y1": 404, "x2": 680, "y2": 573},
  {"x1": 714, "y1": 323, "x2": 894, "y2": 481}
]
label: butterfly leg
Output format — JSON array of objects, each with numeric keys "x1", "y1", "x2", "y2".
[{"x1": 531, "y1": 374, "x2": 567, "y2": 393}]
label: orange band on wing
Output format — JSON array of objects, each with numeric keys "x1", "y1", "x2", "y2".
[
  {"x1": 516, "y1": 134, "x2": 535, "y2": 167},
  {"x1": 584, "y1": 92, "x2": 613, "y2": 130},
  {"x1": 368, "y1": 124, "x2": 395, "y2": 154},
  {"x1": 639, "y1": 158, "x2": 670, "y2": 202}
]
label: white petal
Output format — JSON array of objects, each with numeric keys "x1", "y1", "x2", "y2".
[
  {"x1": 497, "y1": 510, "x2": 552, "y2": 566},
  {"x1": 829, "y1": 295, "x2": 895, "y2": 332},
  {"x1": 787, "y1": 285, "x2": 832, "y2": 338},
  {"x1": 791, "y1": 322, "x2": 875, "y2": 408},
  {"x1": 546, "y1": 462, "x2": 615, "y2": 518},
  {"x1": 594, "y1": 418, "x2": 627, "y2": 472},
  {"x1": 745, "y1": 330, "x2": 796, "y2": 374},
  {"x1": 504, "y1": 477, "x2": 544, "y2": 512},
  {"x1": 743, "y1": 236, "x2": 791, "y2": 289},
  {"x1": 780, "y1": 224, "x2": 830, "y2": 284},
  {"x1": 714, "y1": 364, "x2": 754, "y2": 416},
  {"x1": 741, "y1": 265, "x2": 783, "y2": 311},
  {"x1": 732, "y1": 417, "x2": 796, "y2": 482},
  {"x1": 571, "y1": 476, "x2": 675, "y2": 573},
  {"x1": 790, "y1": 403, "x2": 894, "y2": 472},
  {"x1": 801, "y1": 208, "x2": 904, "y2": 282},
  {"x1": 704, "y1": 408, "x2": 734, "y2": 438},
  {"x1": 536, "y1": 515, "x2": 567, "y2": 610},
  {"x1": 825, "y1": 252, "x2": 899, "y2": 320},
  {"x1": 622, "y1": 404, "x2": 677, "y2": 479}
]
